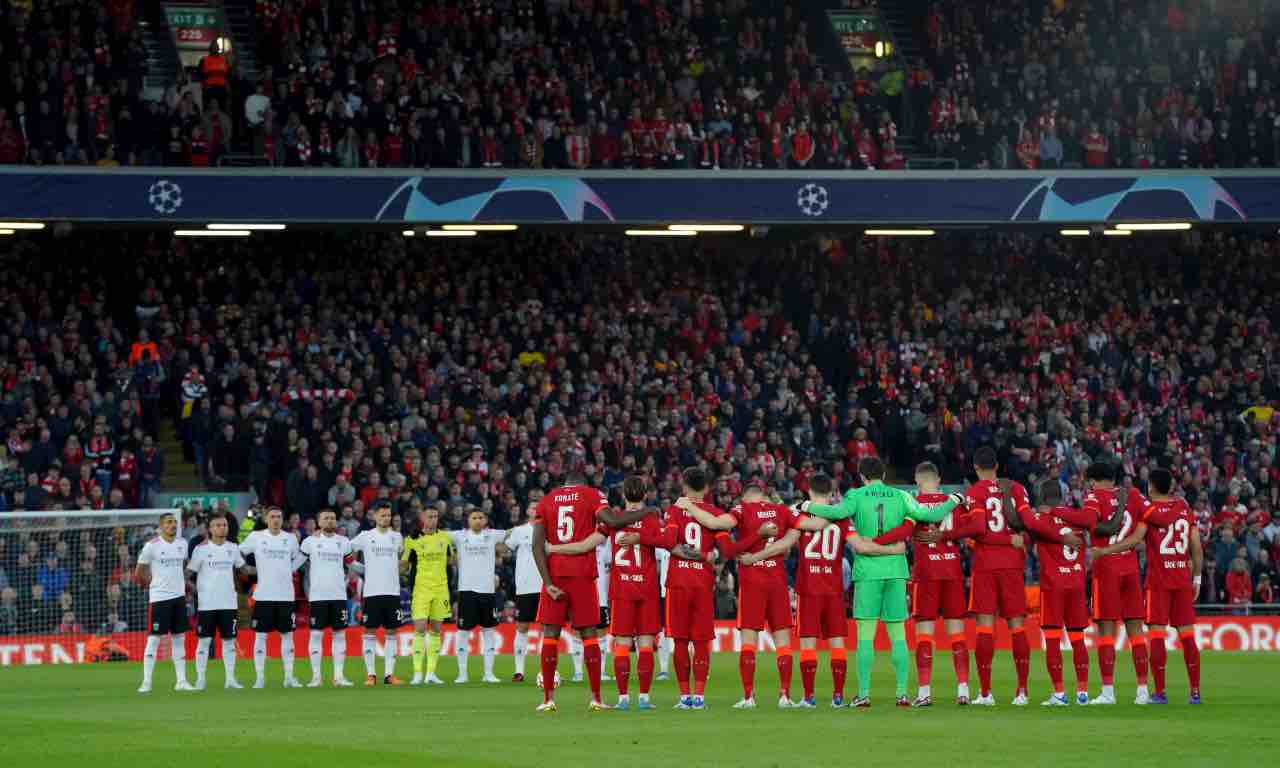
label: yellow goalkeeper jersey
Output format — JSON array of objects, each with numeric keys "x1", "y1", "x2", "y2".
[{"x1": 402, "y1": 531, "x2": 452, "y2": 593}]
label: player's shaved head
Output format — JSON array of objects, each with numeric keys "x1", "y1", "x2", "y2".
[
  {"x1": 682, "y1": 467, "x2": 708, "y2": 493},
  {"x1": 1038, "y1": 478, "x2": 1064, "y2": 507},
  {"x1": 915, "y1": 461, "x2": 940, "y2": 478},
  {"x1": 974, "y1": 446, "x2": 998, "y2": 470},
  {"x1": 857, "y1": 457, "x2": 885, "y2": 481},
  {"x1": 1149, "y1": 468, "x2": 1174, "y2": 496},
  {"x1": 742, "y1": 484, "x2": 765, "y2": 500},
  {"x1": 623, "y1": 475, "x2": 648, "y2": 503},
  {"x1": 809, "y1": 473, "x2": 834, "y2": 496}
]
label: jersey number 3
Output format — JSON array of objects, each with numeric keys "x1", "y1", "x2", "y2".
[{"x1": 985, "y1": 497, "x2": 1005, "y2": 532}]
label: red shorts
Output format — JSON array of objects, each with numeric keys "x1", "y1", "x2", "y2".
[
  {"x1": 1146, "y1": 588, "x2": 1196, "y2": 628},
  {"x1": 1092, "y1": 572, "x2": 1145, "y2": 622},
  {"x1": 796, "y1": 592, "x2": 846, "y2": 639},
  {"x1": 1039, "y1": 585, "x2": 1089, "y2": 629},
  {"x1": 535, "y1": 577, "x2": 600, "y2": 630},
  {"x1": 737, "y1": 579, "x2": 793, "y2": 631},
  {"x1": 610, "y1": 596, "x2": 661, "y2": 637},
  {"x1": 665, "y1": 586, "x2": 715, "y2": 641},
  {"x1": 912, "y1": 579, "x2": 967, "y2": 620},
  {"x1": 968, "y1": 570, "x2": 1026, "y2": 618}
]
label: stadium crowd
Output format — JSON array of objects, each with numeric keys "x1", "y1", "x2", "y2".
[{"x1": 3, "y1": 228, "x2": 1280, "y2": 638}]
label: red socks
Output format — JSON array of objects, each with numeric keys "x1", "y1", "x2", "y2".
[
  {"x1": 776, "y1": 647, "x2": 793, "y2": 699},
  {"x1": 692, "y1": 640, "x2": 711, "y2": 696},
  {"x1": 540, "y1": 637, "x2": 559, "y2": 704},
  {"x1": 1010, "y1": 627, "x2": 1030, "y2": 694},
  {"x1": 976, "y1": 626, "x2": 994, "y2": 696},
  {"x1": 1097, "y1": 635, "x2": 1116, "y2": 686},
  {"x1": 950, "y1": 633, "x2": 969, "y2": 685},
  {"x1": 674, "y1": 641, "x2": 692, "y2": 696},
  {"x1": 613, "y1": 644, "x2": 630, "y2": 696},
  {"x1": 831, "y1": 647, "x2": 848, "y2": 700},
  {"x1": 1130, "y1": 633, "x2": 1149, "y2": 686},
  {"x1": 637, "y1": 647, "x2": 655, "y2": 695},
  {"x1": 1068, "y1": 631, "x2": 1089, "y2": 694},
  {"x1": 582, "y1": 637, "x2": 602, "y2": 702},
  {"x1": 800, "y1": 648, "x2": 818, "y2": 700},
  {"x1": 1149, "y1": 631, "x2": 1167, "y2": 694},
  {"x1": 915, "y1": 634, "x2": 934, "y2": 687},
  {"x1": 1043, "y1": 628, "x2": 1065, "y2": 693},
  {"x1": 738, "y1": 644, "x2": 757, "y2": 699},
  {"x1": 1179, "y1": 629, "x2": 1201, "y2": 694}
]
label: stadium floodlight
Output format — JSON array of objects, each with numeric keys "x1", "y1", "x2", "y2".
[
  {"x1": 426, "y1": 229, "x2": 477, "y2": 237},
  {"x1": 1102, "y1": 229, "x2": 1132, "y2": 236},
  {"x1": 668, "y1": 224, "x2": 745, "y2": 232},
  {"x1": 174, "y1": 229, "x2": 251, "y2": 237},
  {"x1": 1059, "y1": 229, "x2": 1092, "y2": 236},
  {"x1": 441, "y1": 224, "x2": 518, "y2": 231},
  {"x1": 625, "y1": 229, "x2": 696, "y2": 236},
  {"x1": 207, "y1": 223, "x2": 287, "y2": 231},
  {"x1": 1114, "y1": 222, "x2": 1192, "y2": 231},
  {"x1": 402, "y1": 230, "x2": 416, "y2": 236},
  {"x1": 0, "y1": 229, "x2": 14, "y2": 235},
  {"x1": 0, "y1": 222, "x2": 47, "y2": 230},
  {"x1": 864, "y1": 229, "x2": 936, "y2": 236}
]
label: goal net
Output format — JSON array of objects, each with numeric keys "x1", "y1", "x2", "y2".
[{"x1": 0, "y1": 509, "x2": 181, "y2": 667}]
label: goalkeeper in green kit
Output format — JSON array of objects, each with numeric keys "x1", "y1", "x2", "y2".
[{"x1": 800, "y1": 457, "x2": 964, "y2": 707}]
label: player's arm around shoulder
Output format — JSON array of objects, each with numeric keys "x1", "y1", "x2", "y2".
[
  {"x1": 803, "y1": 489, "x2": 856, "y2": 520},
  {"x1": 903, "y1": 487, "x2": 959, "y2": 523}
]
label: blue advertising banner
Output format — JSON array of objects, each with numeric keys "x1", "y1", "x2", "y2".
[{"x1": 0, "y1": 168, "x2": 1275, "y2": 224}]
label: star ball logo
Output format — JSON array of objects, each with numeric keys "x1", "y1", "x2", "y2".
[
  {"x1": 796, "y1": 183, "x2": 829, "y2": 216},
  {"x1": 147, "y1": 179, "x2": 184, "y2": 214}
]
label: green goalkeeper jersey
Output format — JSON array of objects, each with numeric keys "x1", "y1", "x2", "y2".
[{"x1": 807, "y1": 481, "x2": 958, "y2": 581}]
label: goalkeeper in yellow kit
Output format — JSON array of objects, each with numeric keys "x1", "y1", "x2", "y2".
[{"x1": 402, "y1": 505, "x2": 454, "y2": 685}]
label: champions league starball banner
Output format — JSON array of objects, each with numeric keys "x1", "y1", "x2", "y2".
[{"x1": 1, "y1": 168, "x2": 1279, "y2": 224}]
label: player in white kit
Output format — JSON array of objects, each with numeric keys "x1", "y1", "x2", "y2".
[
  {"x1": 136, "y1": 512, "x2": 192, "y2": 693},
  {"x1": 596, "y1": 536, "x2": 613, "y2": 680},
  {"x1": 450, "y1": 508, "x2": 508, "y2": 684},
  {"x1": 351, "y1": 503, "x2": 405, "y2": 685},
  {"x1": 240, "y1": 507, "x2": 307, "y2": 688},
  {"x1": 504, "y1": 504, "x2": 543, "y2": 682},
  {"x1": 300, "y1": 508, "x2": 355, "y2": 687},
  {"x1": 188, "y1": 512, "x2": 246, "y2": 690},
  {"x1": 656, "y1": 541, "x2": 672, "y2": 679}
]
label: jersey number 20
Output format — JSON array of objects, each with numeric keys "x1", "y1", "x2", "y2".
[{"x1": 804, "y1": 525, "x2": 841, "y2": 560}]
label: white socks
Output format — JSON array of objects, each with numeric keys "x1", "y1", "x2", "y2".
[
  {"x1": 196, "y1": 637, "x2": 236, "y2": 684},
  {"x1": 363, "y1": 634, "x2": 378, "y2": 677},
  {"x1": 569, "y1": 633, "x2": 584, "y2": 677},
  {"x1": 280, "y1": 633, "x2": 295, "y2": 681},
  {"x1": 384, "y1": 634, "x2": 397, "y2": 679},
  {"x1": 142, "y1": 635, "x2": 161, "y2": 686},
  {"x1": 310, "y1": 631, "x2": 325, "y2": 680},
  {"x1": 222, "y1": 638, "x2": 237, "y2": 683},
  {"x1": 196, "y1": 637, "x2": 211, "y2": 684},
  {"x1": 171, "y1": 636, "x2": 188, "y2": 684},
  {"x1": 601, "y1": 632, "x2": 611, "y2": 675},
  {"x1": 481, "y1": 628, "x2": 497, "y2": 678},
  {"x1": 332, "y1": 632, "x2": 346, "y2": 680},
  {"x1": 456, "y1": 629, "x2": 471, "y2": 679},
  {"x1": 254, "y1": 633, "x2": 268, "y2": 682},
  {"x1": 659, "y1": 634, "x2": 671, "y2": 674},
  {"x1": 918, "y1": 684, "x2": 931, "y2": 700},
  {"x1": 514, "y1": 630, "x2": 529, "y2": 676}
]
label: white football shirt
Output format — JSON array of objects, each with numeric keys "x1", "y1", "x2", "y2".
[
  {"x1": 351, "y1": 528, "x2": 403, "y2": 598},
  {"x1": 503, "y1": 523, "x2": 542, "y2": 595},
  {"x1": 139, "y1": 536, "x2": 189, "y2": 603},
  {"x1": 596, "y1": 538, "x2": 611, "y2": 606},
  {"x1": 240, "y1": 530, "x2": 304, "y2": 602},
  {"x1": 656, "y1": 546, "x2": 670, "y2": 597},
  {"x1": 450, "y1": 529, "x2": 505, "y2": 594},
  {"x1": 187, "y1": 540, "x2": 244, "y2": 611},
  {"x1": 300, "y1": 533, "x2": 354, "y2": 602}
]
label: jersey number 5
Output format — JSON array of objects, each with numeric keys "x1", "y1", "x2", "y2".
[{"x1": 556, "y1": 506, "x2": 574, "y2": 541}]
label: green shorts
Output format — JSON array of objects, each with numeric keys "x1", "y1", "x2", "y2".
[{"x1": 853, "y1": 578, "x2": 908, "y2": 622}]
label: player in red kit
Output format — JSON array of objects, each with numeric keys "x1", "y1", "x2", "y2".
[
  {"x1": 894, "y1": 462, "x2": 973, "y2": 706},
  {"x1": 948, "y1": 446, "x2": 1033, "y2": 706},
  {"x1": 530, "y1": 471, "x2": 650, "y2": 712},
  {"x1": 792, "y1": 474, "x2": 854, "y2": 708},
  {"x1": 662, "y1": 467, "x2": 725, "y2": 710},
  {"x1": 1018, "y1": 480, "x2": 1091, "y2": 706},
  {"x1": 1078, "y1": 461, "x2": 1150, "y2": 704},
  {"x1": 1091, "y1": 468, "x2": 1203, "y2": 705}
]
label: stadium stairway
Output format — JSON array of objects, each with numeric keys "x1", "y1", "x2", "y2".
[
  {"x1": 222, "y1": 0, "x2": 261, "y2": 83},
  {"x1": 158, "y1": 421, "x2": 203, "y2": 491},
  {"x1": 140, "y1": 4, "x2": 181, "y2": 101}
]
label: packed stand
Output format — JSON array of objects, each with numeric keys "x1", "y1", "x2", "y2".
[
  {"x1": 915, "y1": 0, "x2": 1280, "y2": 169},
  {"x1": 5, "y1": 229, "x2": 1280, "y2": 639}
]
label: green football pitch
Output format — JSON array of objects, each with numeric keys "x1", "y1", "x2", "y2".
[{"x1": 0, "y1": 652, "x2": 1266, "y2": 767}]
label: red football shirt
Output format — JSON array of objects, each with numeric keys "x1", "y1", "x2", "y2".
[
  {"x1": 912, "y1": 492, "x2": 964, "y2": 581},
  {"x1": 533, "y1": 484, "x2": 608, "y2": 580},
  {"x1": 795, "y1": 519, "x2": 851, "y2": 595},
  {"x1": 1081, "y1": 486, "x2": 1147, "y2": 579},
  {"x1": 663, "y1": 501, "x2": 721, "y2": 590},
  {"x1": 729, "y1": 501, "x2": 799, "y2": 587},
  {"x1": 605, "y1": 515, "x2": 664, "y2": 601},
  {"x1": 1142, "y1": 498, "x2": 1196, "y2": 592},
  {"x1": 1024, "y1": 506, "x2": 1088, "y2": 591},
  {"x1": 964, "y1": 478, "x2": 1030, "y2": 572}
]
